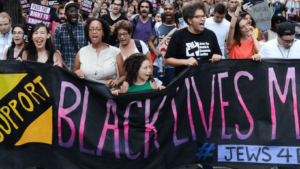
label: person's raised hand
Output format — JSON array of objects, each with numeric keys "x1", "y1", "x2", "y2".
[{"x1": 184, "y1": 57, "x2": 198, "y2": 66}]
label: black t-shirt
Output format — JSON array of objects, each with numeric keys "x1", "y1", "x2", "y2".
[
  {"x1": 225, "y1": 12, "x2": 232, "y2": 22},
  {"x1": 102, "y1": 13, "x2": 128, "y2": 46},
  {"x1": 165, "y1": 28, "x2": 222, "y2": 76}
]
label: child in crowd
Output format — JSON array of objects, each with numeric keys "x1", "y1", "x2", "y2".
[
  {"x1": 152, "y1": 11, "x2": 162, "y2": 23},
  {"x1": 112, "y1": 53, "x2": 165, "y2": 95}
]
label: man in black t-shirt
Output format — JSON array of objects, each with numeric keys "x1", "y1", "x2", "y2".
[
  {"x1": 165, "y1": 1, "x2": 222, "y2": 77},
  {"x1": 102, "y1": 0, "x2": 128, "y2": 46}
]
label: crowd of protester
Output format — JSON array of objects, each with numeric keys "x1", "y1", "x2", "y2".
[{"x1": 0, "y1": 0, "x2": 300, "y2": 95}]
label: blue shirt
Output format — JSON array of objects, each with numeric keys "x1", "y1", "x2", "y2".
[
  {"x1": 54, "y1": 22, "x2": 88, "y2": 70},
  {"x1": 0, "y1": 27, "x2": 12, "y2": 60},
  {"x1": 150, "y1": 22, "x2": 177, "y2": 68}
]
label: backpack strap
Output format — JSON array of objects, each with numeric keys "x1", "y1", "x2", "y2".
[
  {"x1": 132, "y1": 15, "x2": 140, "y2": 38},
  {"x1": 134, "y1": 39, "x2": 143, "y2": 53}
]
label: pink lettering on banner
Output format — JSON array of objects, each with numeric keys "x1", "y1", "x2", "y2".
[
  {"x1": 218, "y1": 72, "x2": 232, "y2": 139},
  {"x1": 124, "y1": 101, "x2": 142, "y2": 159},
  {"x1": 144, "y1": 96, "x2": 166, "y2": 158},
  {"x1": 191, "y1": 75, "x2": 215, "y2": 139},
  {"x1": 185, "y1": 78, "x2": 196, "y2": 140},
  {"x1": 27, "y1": 17, "x2": 52, "y2": 29},
  {"x1": 58, "y1": 82, "x2": 81, "y2": 148},
  {"x1": 234, "y1": 71, "x2": 254, "y2": 140},
  {"x1": 30, "y1": 3, "x2": 51, "y2": 14},
  {"x1": 79, "y1": 87, "x2": 95, "y2": 155},
  {"x1": 172, "y1": 87, "x2": 189, "y2": 147},
  {"x1": 97, "y1": 99, "x2": 120, "y2": 158},
  {"x1": 29, "y1": 11, "x2": 51, "y2": 21},
  {"x1": 268, "y1": 67, "x2": 299, "y2": 140}
]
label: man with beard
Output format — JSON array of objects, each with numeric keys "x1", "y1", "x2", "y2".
[
  {"x1": 54, "y1": 3, "x2": 88, "y2": 70},
  {"x1": 102, "y1": 0, "x2": 128, "y2": 46},
  {"x1": 51, "y1": 4, "x2": 66, "y2": 36},
  {"x1": 130, "y1": 0, "x2": 155, "y2": 44},
  {"x1": 148, "y1": 2, "x2": 179, "y2": 86},
  {"x1": 165, "y1": 1, "x2": 222, "y2": 77}
]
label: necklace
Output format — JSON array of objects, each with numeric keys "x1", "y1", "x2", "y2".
[{"x1": 277, "y1": 45, "x2": 290, "y2": 58}]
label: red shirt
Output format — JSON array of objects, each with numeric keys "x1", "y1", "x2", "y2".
[{"x1": 227, "y1": 38, "x2": 254, "y2": 59}]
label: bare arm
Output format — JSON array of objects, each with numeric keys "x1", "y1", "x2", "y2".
[
  {"x1": 227, "y1": 1, "x2": 242, "y2": 49},
  {"x1": 22, "y1": 51, "x2": 28, "y2": 60},
  {"x1": 115, "y1": 53, "x2": 126, "y2": 87},
  {"x1": 250, "y1": 27, "x2": 261, "y2": 53},
  {"x1": 165, "y1": 57, "x2": 197, "y2": 67},
  {"x1": 148, "y1": 36, "x2": 161, "y2": 57},
  {"x1": 263, "y1": 31, "x2": 268, "y2": 42},
  {"x1": 3, "y1": 48, "x2": 8, "y2": 60},
  {"x1": 73, "y1": 52, "x2": 80, "y2": 72},
  {"x1": 53, "y1": 50, "x2": 63, "y2": 67}
]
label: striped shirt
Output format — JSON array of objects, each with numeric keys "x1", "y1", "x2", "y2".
[
  {"x1": 0, "y1": 27, "x2": 12, "y2": 60},
  {"x1": 54, "y1": 22, "x2": 88, "y2": 70}
]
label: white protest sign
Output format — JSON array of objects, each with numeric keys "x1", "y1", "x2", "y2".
[{"x1": 248, "y1": 0, "x2": 274, "y2": 31}]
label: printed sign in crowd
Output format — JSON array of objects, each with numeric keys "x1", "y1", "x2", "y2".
[
  {"x1": 0, "y1": 60, "x2": 300, "y2": 169},
  {"x1": 249, "y1": 0, "x2": 274, "y2": 30},
  {"x1": 26, "y1": 3, "x2": 56, "y2": 30},
  {"x1": 80, "y1": 0, "x2": 94, "y2": 15},
  {"x1": 20, "y1": 0, "x2": 32, "y2": 13}
]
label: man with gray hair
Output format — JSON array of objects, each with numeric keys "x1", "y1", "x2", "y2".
[{"x1": 0, "y1": 12, "x2": 12, "y2": 60}]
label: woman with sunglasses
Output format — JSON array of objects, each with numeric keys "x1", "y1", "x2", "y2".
[{"x1": 3, "y1": 24, "x2": 26, "y2": 60}]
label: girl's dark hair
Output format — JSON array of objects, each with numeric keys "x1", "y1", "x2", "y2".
[
  {"x1": 137, "y1": 0, "x2": 153, "y2": 14},
  {"x1": 25, "y1": 23, "x2": 56, "y2": 61},
  {"x1": 84, "y1": 18, "x2": 111, "y2": 42},
  {"x1": 102, "y1": 1, "x2": 110, "y2": 8},
  {"x1": 152, "y1": 11, "x2": 160, "y2": 18},
  {"x1": 161, "y1": 2, "x2": 180, "y2": 27},
  {"x1": 271, "y1": 14, "x2": 286, "y2": 30},
  {"x1": 240, "y1": 12, "x2": 256, "y2": 28},
  {"x1": 123, "y1": 53, "x2": 154, "y2": 86},
  {"x1": 128, "y1": 4, "x2": 137, "y2": 14},
  {"x1": 233, "y1": 16, "x2": 244, "y2": 47},
  {"x1": 10, "y1": 24, "x2": 27, "y2": 48},
  {"x1": 99, "y1": 8, "x2": 109, "y2": 18}
]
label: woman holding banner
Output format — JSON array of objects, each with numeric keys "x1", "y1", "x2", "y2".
[
  {"x1": 73, "y1": 18, "x2": 125, "y2": 90},
  {"x1": 20, "y1": 23, "x2": 62, "y2": 67},
  {"x1": 3, "y1": 24, "x2": 26, "y2": 60}
]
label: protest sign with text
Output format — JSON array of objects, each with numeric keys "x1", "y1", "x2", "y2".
[
  {"x1": 0, "y1": 60, "x2": 299, "y2": 168},
  {"x1": 26, "y1": 3, "x2": 56, "y2": 30}
]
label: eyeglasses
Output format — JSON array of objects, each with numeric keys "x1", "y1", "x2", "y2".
[
  {"x1": 12, "y1": 31, "x2": 24, "y2": 35},
  {"x1": 118, "y1": 32, "x2": 129, "y2": 37},
  {"x1": 67, "y1": 10, "x2": 80, "y2": 14},
  {"x1": 89, "y1": 28, "x2": 102, "y2": 32},
  {"x1": 281, "y1": 37, "x2": 297, "y2": 45},
  {"x1": 113, "y1": 3, "x2": 122, "y2": 6},
  {"x1": 0, "y1": 23, "x2": 10, "y2": 28},
  {"x1": 193, "y1": 15, "x2": 205, "y2": 20}
]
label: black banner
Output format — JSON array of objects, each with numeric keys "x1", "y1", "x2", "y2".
[{"x1": 0, "y1": 59, "x2": 300, "y2": 169}]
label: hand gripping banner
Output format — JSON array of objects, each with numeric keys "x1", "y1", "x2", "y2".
[{"x1": 0, "y1": 59, "x2": 299, "y2": 169}]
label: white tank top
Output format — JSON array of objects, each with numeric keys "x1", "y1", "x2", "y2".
[{"x1": 79, "y1": 44, "x2": 121, "y2": 85}]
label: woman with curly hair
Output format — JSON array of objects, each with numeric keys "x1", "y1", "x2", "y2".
[
  {"x1": 73, "y1": 18, "x2": 125, "y2": 90},
  {"x1": 112, "y1": 53, "x2": 164, "y2": 95}
]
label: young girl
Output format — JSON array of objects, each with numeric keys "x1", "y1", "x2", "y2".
[
  {"x1": 112, "y1": 53, "x2": 165, "y2": 95},
  {"x1": 152, "y1": 12, "x2": 162, "y2": 23}
]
